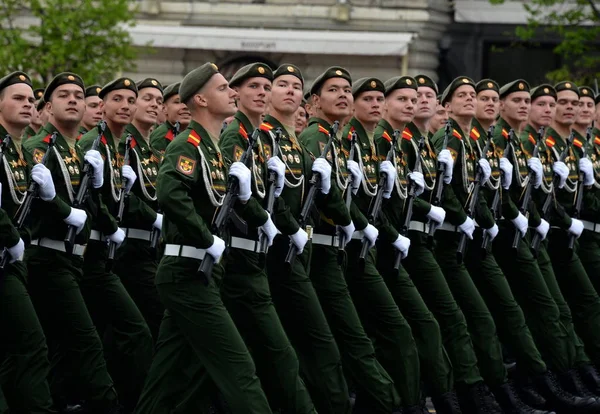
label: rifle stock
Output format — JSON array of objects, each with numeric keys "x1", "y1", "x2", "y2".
[{"x1": 258, "y1": 127, "x2": 282, "y2": 255}]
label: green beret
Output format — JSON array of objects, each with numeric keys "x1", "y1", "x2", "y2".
[
  {"x1": 499, "y1": 79, "x2": 530, "y2": 99},
  {"x1": 0, "y1": 72, "x2": 32, "y2": 94},
  {"x1": 384, "y1": 76, "x2": 417, "y2": 97},
  {"x1": 309, "y1": 66, "x2": 352, "y2": 95},
  {"x1": 99, "y1": 77, "x2": 138, "y2": 100},
  {"x1": 303, "y1": 88, "x2": 312, "y2": 101},
  {"x1": 555, "y1": 81, "x2": 579, "y2": 97},
  {"x1": 36, "y1": 99, "x2": 46, "y2": 111},
  {"x1": 579, "y1": 86, "x2": 595, "y2": 100},
  {"x1": 163, "y1": 82, "x2": 181, "y2": 102},
  {"x1": 180, "y1": 62, "x2": 220, "y2": 104},
  {"x1": 441, "y1": 76, "x2": 476, "y2": 105},
  {"x1": 33, "y1": 88, "x2": 44, "y2": 100},
  {"x1": 530, "y1": 84, "x2": 557, "y2": 102},
  {"x1": 136, "y1": 78, "x2": 164, "y2": 94},
  {"x1": 229, "y1": 63, "x2": 273, "y2": 88},
  {"x1": 85, "y1": 85, "x2": 102, "y2": 98},
  {"x1": 415, "y1": 75, "x2": 438, "y2": 94},
  {"x1": 352, "y1": 77, "x2": 385, "y2": 98},
  {"x1": 475, "y1": 79, "x2": 499, "y2": 95},
  {"x1": 44, "y1": 72, "x2": 85, "y2": 102},
  {"x1": 273, "y1": 64, "x2": 304, "y2": 87}
]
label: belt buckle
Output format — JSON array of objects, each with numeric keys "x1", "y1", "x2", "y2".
[
  {"x1": 333, "y1": 235, "x2": 339, "y2": 246},
  {"x1": 305, "y1": 225, "x2": 313, "y2": 240}
]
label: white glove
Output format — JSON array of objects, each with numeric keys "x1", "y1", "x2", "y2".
[
  {"x1": 499, "y1": 158, "x2": 513, "y2": 190},
  {"x1": 7, "y1": 238, "x2": 25, "y2": 263},
  {"x1": 346, "y1": 160, "x2": 362, "y2": 194},
  {"x1": 122, "y1": 165, "x2": 137, "y2": 193},
  {"x1": 426, "y1": 205, "x2": 446, "y2": 225},
  {"x1": 107, "y1": 228, "x2": 126, "y2": 249},
  {"x1": 206, "y1": 235, "x2": 226, "y2": 263},
  {"x1": 478, "y1": 159, "x2": 492, "y2": 185},
  {"x1": 259, "y1": 213, "x2": 278, "y2": 248},
  {"x1": 290, "y1": 228, "x2": 308, "y2": 254},
  {"x1": 484, "y1": 224, "x2": 499, "y2": 242},
  {"x1": 362, "y1": 224, "x2": 379, "y2": 248},
  {"x1": 408, "y1": 172, "x2": 425, "y2": 196},
  {"x1": 63, "y1": 207, "x2": 87, "y2": 235},
  {"x1": 340, "y1": 221, "x2": 355, "y2": 248},
  {"x1": 229, "y1": 162, "x2": 252, "y2": 202},
  {"x1": 152, "y1": 213, "x2": 163, "y2": 230},
  {"x1": 535, "y1": 219, "x2": 550, "y2": 241},
  {"x1": 392, "y1": 234, "x2": 411, "y2": 259},
  {"x1": 579, "y1": 158, "x2": 595, "y2": 186},
  {"x1": 312, "y1": 158, "x2": 332, "y2": 195},
  {"x1": 380, "y1": 161, "x2": 396, "y2": 199},
  {"x1": 31, "y1": 163, "x2": 56, "y2": 201},
  {"x1": 552, "y1": 161, "x2": 569, "y2": 189},
  {"x1": 527, "y1": 157, "x2": 543, "y2": 189},
  {"x1": 267, "y1": 156, "x2": 286, "y2": 198},
  {"x1": 458, "y1": 217, "x2": 475, "y2": 240},
  {"x1": 568, "y1": 218, "x2": 584, "y2": 238},
  {"x1": 437, "y1": 149, "x2": 454, "y2": 184},
  {"x1": 511, "y1": 212, "x2": 529, "y2": 237},
  {"x1": 84, "y1": 150, "x2": 104, "y2": 189}
]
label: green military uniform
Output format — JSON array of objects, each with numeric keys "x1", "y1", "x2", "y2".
[
  {"x1": 22, "y1": 125, "x2": 38, "y2": 140},
  {"x1": 136, "y1": 63, "x2": 272, "y2": 414},
  {"x1": 150, "y1": 82, "x2": 183, "y2": 156},
  {"x1": 78, "y1": 77, "x2": 153, "y2": 410},
  {"x1": 218, "y1": 63, "x2": 316, "y2": 414},
  {"x1": 0, "y1": 72, "x2": 54, "y2": 413}
]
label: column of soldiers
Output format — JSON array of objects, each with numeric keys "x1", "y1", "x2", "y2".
[{"x1": 2, "y1": 62, "x2": 600, "y2": 414}]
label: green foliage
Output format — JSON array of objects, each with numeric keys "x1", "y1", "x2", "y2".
[{"x1": 0, "y1": 0, "x2": 140, "y2": 87}]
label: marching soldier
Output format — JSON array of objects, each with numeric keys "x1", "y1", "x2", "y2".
[
  {"x1": 149, "y1": 82, "x2": 191, "y2": 155},
  {"x1": 22, "y1": 88, "x2": 45, "y2": 139},
  {"x1": 0, "y1": 72, "x2": 54, "y2": 413},
  {"x1": 78, "y1": 78, "x2": 153, "y2": 411},
  {"x1": 294, "y1": 102, "x2": 308, "y2": 134},
  {"x1": 429, "y1": 95, "x2": 449, "y2": 136},
  {"x1": 79, "y1": 85, "x2": 103, "y2": 137},
  {"x1": 412, "y1": 74, "x2": 439, "y2": 138},
  {"x1": 135, "y1": 62, "x2": 272, "y2": 414}
]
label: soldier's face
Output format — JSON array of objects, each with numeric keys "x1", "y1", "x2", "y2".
[
  {"x1": 500, "y1": 92, "x2": 530, "y2": 123},
  {"x1": 236, "y1": 77, "x2": 272, "y2": 117},
  {"x1": 82, "y1": 96, "x2": 103, "y2": 129},
  {"x1": 354, "y1": 91, "x2": 384, "y2": 126},
  {"x1": 596, "y1": 103, "x2": 600, "y2": 126},
  {"x1": 555, "y1": 90, "x2": 579, "y2": 126},
  {"x1": 39, "y1": 106, "x2": 49, "y2": 126},
  {"x1": 101, "y1": 89, "x2": 137, "y2": 126},
  {"x1": 271, "y1": 75, "x2": 303, "y2": 115},
  {"x1": 49, "y1": 84, "x2": 85, "y2": 125},
  {"x1": 385, "y1": 88, "x2": 417, "y2": 125},
  {"x1": 476, "y1": 90, "x2": 499, "y2": 122},
  {"x1": 30, "y1": 105, "x2": 42, "y2": 129},
  {"x1": 529, "y1": 96, "x2": 556, "y2": 127},
  {"x1": 165, "y1": 94, "x2": 191, "y2": 126},
  {"x1": 294, "y1": 106, "x2": 307, "y2": 134},
  {"x1": 447, "y1": 85, "x2": 476, "y2": 118},
  {"x1": 199, "y1": 73, "x2": 237, "y2": 118},
  {"x1": 314, "y1": 78, "x2": 353, "y2": 121},
  {"x1": 135, "y1": 87, "x2": 163, "y2": 126},
  {"x1": 415, "y1": 86, "x2": 436, "y2": 120},
  {"x1": 429, "y1": 103, "x2": 448, "y2": 133},
  {"x1": 576, "y1": 97, "x2": 595, "y2": 126},
  {"x1": 0, "y1": 83, "x2": 34, "y2": 129}
]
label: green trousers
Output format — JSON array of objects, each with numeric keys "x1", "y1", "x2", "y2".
[
  {"x1": 0, "y1": 261, "x2": 54, "y2": 413},
  {"x1": 466, "y1": 229, "x2": 547, "y2": 377},
  {"x1": 308, "y1": 241, "x2": 399, "y2": 414},
  {"x1": 136, "y1": 256, "x2": 272, "y2": 414},
  {"x1": 402, "y1": 230, "x2": 483, "y2": 387},
  {"x1": 114, "y1": 238, "x2": 165, "y2": 342},
  {"x1": 0, "y1": 388, "x2": 7, "y2": 413},
  {"x1": 376, "y1": 240, "x2": 454, "y2": 398},
  {"x1": 344, "y1": 239, "x2": 421, "y2": 407},
  {"x1": 266, "y1": 238, "x2": 351, "y2": 414},
  {"x1": 25, "y1": 246, "x2": 118, "y2": 410},
  {"x1": 578, "y1": 231, "x2": 600, "y2": 295},
  {"x1": 434, "y1": 230, "x2": 507, "y2": 388},
  {"x1": 222, "y1": 246, "x2": 316, "y2": 414}
]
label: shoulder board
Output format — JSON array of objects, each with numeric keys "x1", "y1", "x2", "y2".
[
  {"x1": 452, "y1": 129, "x2": 462, "y2": 140},
  {"x1": 165, "y1": 129, "x2": 175, "y2": 141},
  {"x1": 187, "y1": 130, "x2": 201, "y2": 147},
  {"x1": 528, "y1": 134, "x2": 536, "y2": 145},
  {"x1": 42, "y1": 133, "x2": 53, "y2": 144},
  {"x1": 573, "y1": 137, "x2": 583, "y2": 148},
  {"x1": 100, "y1": 135, "x2": 108, "y2": 146},
  {"x1": 502, "y1": 128, "x2": 509, "y2": 139},
  {"x1": 382, "y1": 130, "x2": 392, "y2": 142},
  {"x1": 546, "y1": 136, "x2": 556, "y2": 148},
  {"x1": 130, "y1": 137, "x2": 138, "y2": 149},
  {"x1": 318, "y1": 125, "x2": 329, "y2": 135},
  {"x1": 347, "y1": 126, "x2": 355, "y2": 140},
  {"x1": 239, "y1": 123, "x2": 248, "y2": 140},
  {"x1": 259, "y1": 122, "x2": 273, "y2": 133},
  {"x1": 470, "y1": 127, "x2": 480, "y2": 140},
  {"x1": 594, "y1": 136, "x2": 600, "y2": 146},
  {"x1": 402, "y1": 127, "x2": 412, "y2": 140}
]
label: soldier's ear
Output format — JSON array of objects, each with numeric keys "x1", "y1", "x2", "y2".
[{"x1": 194, "y1": 94, "x2": 208, "y2": 108}]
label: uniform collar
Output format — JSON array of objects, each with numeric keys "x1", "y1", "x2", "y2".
[{"x1": 234, "y1": 110, "x2": 255, "y2": 137}]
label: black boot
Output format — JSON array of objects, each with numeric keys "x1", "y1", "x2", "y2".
[
  {"x1": 534, "y1": 371, "x2": 599, "y2": 413},
  {"x1": 579, "y1": 364, "x2": 600, "y2": 397},
  {"x1": 401, "y1": 405, "x2": 428, "y2": 413},
  {"x1": 457, "y1": 381, "x2": 503, "y2": 413},
  {"x1": 431, "y1": 390, "x2": 462, "y2": 413},
  {"x1": 558, "y1": 369, "x2": 600, "y2": 401},
  {"x1": 514, "y1": 377, "x2": 548, "y2": 410},
  {"x1": 492, "y1": 381, "x2": 556, "y2": 414}
]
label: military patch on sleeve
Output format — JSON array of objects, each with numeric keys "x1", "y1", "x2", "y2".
[
  {"x1": 233, "y1": 145, "x2": 244, "y2": 161},
  {"x1": 177, "y1": 155, "x2": 196, "y2": 175},
  {"x1": 33, "y1": 148, "x2": 45, "y2": 164}
]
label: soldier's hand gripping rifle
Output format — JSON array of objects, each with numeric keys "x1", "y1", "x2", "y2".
[
  {"x1": 511, "y1": 127, "x2": 544, "y2": 250},
  {"x1": 530, "y1": 131, "x2": 574, "y2": 255},
  {"x1": 258, "y1": 127, "x2": 282, "y2": 255},
  {"x1": 285, "y1": 121, "x2": 339, "y2": 266},
  {"x1": 358, "y1": 129, "x2": 400, "y2": 263},
  {"x1": 199, "y1": 129, "x2": 258, "y2": 283},
  {"x1": 107, "y1": 134, "x2": 134, "y2": 265},
  {"x1": 568, "y1": 127, "x2": 591, "y2": 251},
  {"x1": 1, "y1": 132, "x2": 57, "y2": 269},
  {"x1": 65, "y1": 120, "x2": 106, "y2": 254},
  {"x1": 427, "y1": 120, "x2": 452, "y2": 245},
  {"x1": 457, "y1": 128, "x2": 494, "y2": 263},
  {"x1": 337, "y1": 131, "x2": 357, "y2": 261}
]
